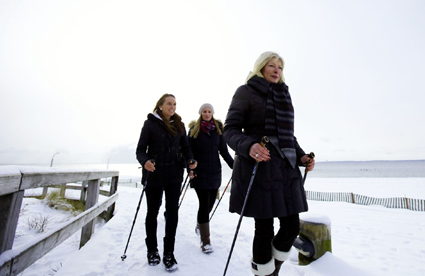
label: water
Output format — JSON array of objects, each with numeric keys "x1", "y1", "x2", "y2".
[
  {"x1": 28, "y1": 160, "x2": 425, "y2": 179},
  {"x1": 309, "y1": 160, "x2": 425, "y2": 178}
]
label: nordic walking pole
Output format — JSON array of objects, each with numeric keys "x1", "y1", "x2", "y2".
[
  {"x1": 121, "y1": 159, "x2": 154, "y2": 261},
  {"x1": 178, "y1": 176, "x2": 191, "y2": 209},
  {"x1": 180, "y1": 173, "x2": 190, "y2": 194},
  {"x1": 302, "y1": 152, "x2": 315, "y2": 185},
  {"x1": 209, "y1": 177, "x2": 232, "y2": 221},
  {"x1": 178, "y1": 160, "x2": 196, "y2": 209},
  {"x1": 223, "y1": 136, "x2": 269, "y2": 276}
]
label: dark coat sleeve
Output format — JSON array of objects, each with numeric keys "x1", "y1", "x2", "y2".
[
  {"x1": 218, "y1": 123, "x2": 234, "y2": 169},
  {"x1": 136, "y1": 119, "x2": 151, "y2": 166},
  {"x1": 294, "y1": 137, "x2": 307, "y2": 164},
  {"x1": 223, "y1": 86, "x2": 257, "y2": 159},
  {"x1": 180, "y1": 127, "x2": 194, "y2": 166}
]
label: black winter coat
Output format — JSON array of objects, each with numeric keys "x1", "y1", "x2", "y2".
[
  {"x1": 136, "y1": 113, "x2": 194, "y2": 187},
  {"x1": 188, "y1": 121, "x2": 234, "y2": 190},
  {"x1": 223, "y1": 76, "x2": 308, "y2": 218}
]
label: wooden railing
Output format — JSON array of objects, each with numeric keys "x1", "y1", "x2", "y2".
[
  {"x1": 306, "y1": 190, "x2": 425, "y2": 211},
  {"x1": 0, "y1": 166, "x2": 119, "y2": 276}
]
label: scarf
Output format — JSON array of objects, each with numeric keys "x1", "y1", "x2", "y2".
[
  {"x1": 201, "y1": 120, "x2": 216, "y2": 133},
  {"x1": 249, "y1": 76, "x2": 297, "y2": 167}
]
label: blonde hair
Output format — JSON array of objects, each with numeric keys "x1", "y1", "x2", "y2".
[
  {"x1": 246, "y1": 51, "x2": 285, "y2": 83},
  {"x1": 189, "y1": 115, "x2": 222, "y2": 138}
]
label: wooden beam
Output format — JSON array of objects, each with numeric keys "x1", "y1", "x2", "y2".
[
  {"x1": 0, "y1": 170, "x2": 21, "y2": 196},
  {"x1": 20, "y1": 171, "x2": 119, "y2": 190},
  {"x1": 0, "y1": 193, "x2": 119, "y2": 276}
]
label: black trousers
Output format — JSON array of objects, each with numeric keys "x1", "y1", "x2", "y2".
[
  {"x1": 253, "y1": 214, "x2": 300, "y2": 264},
  {"x1": 194, "y1": 188, "x2": 218, "y2": 224},
  {"x1": 145, "y1": 183, "x2": 181, "y2": 253}
]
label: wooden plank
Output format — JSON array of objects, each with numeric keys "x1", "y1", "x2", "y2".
[
  {"x1": 48, "y1": 183, "x2": 110, "y2": 197},
  {"x1": 80, "y1": 179, "x2": 100, "y2": 248},
  {"x1": 0, "y1": 173, "x2": 21, "y2": 196},
  {"x1": 0, "y1": 191, "x2": 24, "y2": 255},
  {"x1": 0, "y1": 261, "x2": 11, "y2": 276},
  {"x1": 1, "y1": 193, "x2": 119, "y2": 276},
  {"x1": 99, "y1": 190, "x2": 110, "y2": 197},
  {"x1": 20, "y1": 171, "x2": 119, "y2": 190}
]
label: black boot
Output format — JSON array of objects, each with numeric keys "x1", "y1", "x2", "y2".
[
  {"x1": 163, "y1": 251, "x2": 178, "y2": 271},
  {"x1": 272, "y1": 259, "x2": 284, "y2": 276},
  {"x1": 271, "y1": 245, "x2": 290, "y2": 276},
  {"x1": 147, "y1": 250, "x2": 160, "y2": 266}
]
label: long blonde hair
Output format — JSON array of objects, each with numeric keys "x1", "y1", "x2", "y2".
[
  {"x1": 246, "y1": 51, "x2": 285, "y2": 83},
  {"x1": 189, "y1": 115, "x2": 222, "y2": 138}
]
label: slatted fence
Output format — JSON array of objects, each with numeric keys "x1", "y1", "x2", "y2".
[{"x1": 305, "y1": 190, "x2": 425, "y2": 212}]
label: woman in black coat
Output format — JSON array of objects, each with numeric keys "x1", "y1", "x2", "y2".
[
  {"x1": 223, "y1": 52, "x2": 315, "y2": 276},
  {"x1": 136, "y1": 93, "x2": 197, "y2": 272},
  {"x1": 188, "y1": 103, "x2": 234, "y2": 254}
]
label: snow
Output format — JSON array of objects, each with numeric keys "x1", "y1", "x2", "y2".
[
  {"x1": 8, "y1": 177, "x2": 425, "y2": 276},
  {"x1": 299, "y1": 213, "x2": 331, "y2": 228},
  {"x1": 0, "y1": 165, "x2": 21, "y2": 176}
]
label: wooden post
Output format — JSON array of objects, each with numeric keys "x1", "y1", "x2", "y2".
[
  {"x1": 79, "y1": 179, "x2": 100, "y2": 248},
  {"x1": 297, "y1": 215, "x2": 332, "y2": 266},
  {"x1": 0, "y1": 191, "x2": 24, "y2": 254},
  {"x1": 351, "y1": 192, "x2": 355, "y2": 203},
  {"x1": 42, "y1": 187, "x2": 49, "y2": 196},
  {"x1": 80, "y1": 181, "x2": 88, "y2": 202},
  {"x1": 59, "y1": 183, "x2": 67, "y2": 197},
  {"x1": 104, "y1": 176, "x2": 118, "y2": 221}
]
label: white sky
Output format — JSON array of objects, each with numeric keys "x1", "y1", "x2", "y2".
[{"x1": 1, "y1": 0, "x2": 425, "y2": 164}]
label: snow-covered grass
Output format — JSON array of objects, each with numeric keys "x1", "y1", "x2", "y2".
[{"x1": 9, "y1": 177, "x2": 425, "y2": 276}]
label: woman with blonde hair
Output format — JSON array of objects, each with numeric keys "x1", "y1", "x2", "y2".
[
  {"x1": 223, "y1": 52, "x2": 315, "y2": 276},
  {"x1": 136, "y1": 93, "x2": 197, "y2": 272},
  {"x1": 188, "y1": 103, "x2": 233, "y2": 254}
]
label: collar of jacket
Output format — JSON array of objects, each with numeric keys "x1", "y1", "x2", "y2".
[
  {"x1": 247, "y1": 75, "x2": 288, "y2": 94},
  {"x1": 148, "y1": 112, "x2": 174, "y2": 123}
]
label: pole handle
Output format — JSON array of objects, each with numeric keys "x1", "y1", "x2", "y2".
[{"x1": 260, "y1": 136, "x2": 269, "y2": 148}]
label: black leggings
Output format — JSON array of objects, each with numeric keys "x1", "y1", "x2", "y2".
[
  {"x1": 145, "y1": 183, "x2": 181, "y2": 252},
  {"x1": 253, "y1": 214, "x2": 300, "y2": 264},
  {"x1": 195, "y1": 188, "x2": 218, "y2": 224}
]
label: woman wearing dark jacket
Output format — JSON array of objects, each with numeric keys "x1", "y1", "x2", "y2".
[
  {"x1": 136, "y1": 93, "x2": 197, "y2": 272},
  {"x1": 223, "y1": 52, "x2": 315, "y2": 276},
  {"x1": 188, "y1": 103, "x2": 234, "y2": 254}
]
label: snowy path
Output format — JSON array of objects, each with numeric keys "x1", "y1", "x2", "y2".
[{"x1": 42, "y1": 183, "x2": 425, "y2": 276}]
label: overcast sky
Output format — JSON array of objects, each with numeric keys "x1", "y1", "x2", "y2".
[{"x1": 1, "y1": 0, "x2": 425, "y2": 165}]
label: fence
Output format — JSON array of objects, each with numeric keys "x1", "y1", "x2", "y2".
[
  {"x1": 0, "y1": 166, "x2": 119, "y2": 276},
  {"x1": 305, "y1": 190, "x2": 425, "y2": 212}
]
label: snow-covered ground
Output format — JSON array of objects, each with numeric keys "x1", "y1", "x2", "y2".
[{"x1": 7, "y1": 176, "x2": 425, "y2": 276}]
